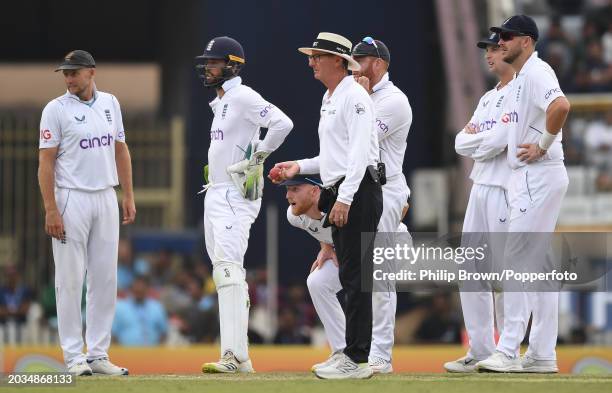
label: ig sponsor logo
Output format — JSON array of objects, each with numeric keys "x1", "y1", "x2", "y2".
[{"x1": 40, "y1": 129, "x2": 52, "y2": 141}]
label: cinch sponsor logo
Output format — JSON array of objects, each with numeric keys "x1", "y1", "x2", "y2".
[
  {"x1": 260, "y1": 104, "x2": 275, "y2": 118},
  {"x1": 210, "y1": 129, "x2": 224, "y2": 140},
  {"x1": 478, "y1": 119, "x2": 497, "y2": 132},
  {"x1": 79, "y1": 133, "x2": 114, "y2": 149},
  {"x1": 501, "y1": 111, "x2": 519, "y2": 124},
  {"x1": 544, "y1": 88, "x2": 561, "y2": 100},
  {"x1": 375, "y1": 118, "x2": 389, "y2": 133}
]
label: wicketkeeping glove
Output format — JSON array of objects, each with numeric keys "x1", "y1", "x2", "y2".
[{"x1": 226, "y1": 141, "x2": 270, "y2": 200}]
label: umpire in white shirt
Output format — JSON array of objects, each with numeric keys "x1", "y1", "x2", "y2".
[{"x1": 273, "y1": 32, "x2": 383, "y2": 379}]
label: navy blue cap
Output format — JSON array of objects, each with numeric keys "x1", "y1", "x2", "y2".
[
  {"x1": 477, "y1": 32, "x2": 500, "y2": 49},
  {"x1": 490, "y1": 15, "x2": 539, "y2": 41},
  {"x1": 280, "y1": 175, "x2": 322, "y2": 187},
  {"x1": 352, "y1": 37, "x2": 391, "y2": 63},
  {"x1": 55, "y1": 50, "x2": 96, "y2": 72}
]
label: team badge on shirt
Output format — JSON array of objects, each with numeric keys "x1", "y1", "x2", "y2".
[
  {"x1": 222, "y1": 104, "x2": 229, "y2": 119},
  {"x1": 104, "y1": 109, "x2": 112, "y2": 124},
  {"x1": 355, "y1": 103, "x2": 365, "y2": 115}
]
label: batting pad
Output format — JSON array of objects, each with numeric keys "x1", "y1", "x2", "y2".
[{"x1": 213, "y1": 263, "x2": 250, "y2": 363}]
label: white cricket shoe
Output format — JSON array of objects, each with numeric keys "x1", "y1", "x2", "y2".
[
  {"x1": 520, "y1": 355, "x2": 559, "y2": 373},
  {"x1": 369, "y1": 356, "x2": 393, "y2": 374},
  {"x1": 202, "y1": 351, "x2": 255, "y2": 374},
  {"x1": 88, "y1": 357, "x2": 129, "y2": 375},
  {"x1": 444, "y1": 356, "x2": 479, "y2": 373},
  {"x1": 476, "y1": 351, "x2": 522, "y2": 373},
  {"x1": 314, "y1": 354, "x2": 373, "y2": 380},
  {"x1": 67, "y1": 361, "x2": 92, "y2": 376},
  {"x1": 311, "y1": 351, "x2": 344, "y2": 372}
]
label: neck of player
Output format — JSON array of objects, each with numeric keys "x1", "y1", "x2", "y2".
[{"x1": 324, "y1": 71, "x2": 348, "y2": 96}]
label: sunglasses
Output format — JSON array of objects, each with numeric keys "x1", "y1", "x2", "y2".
[
  {"x1": 499, "y1": 31, "x2": 529, "y2": 41},
  {"x1": 308, "y1": 53, "x2": 332, "y2": 62},
  {"x1": 362, "y1": 36, "x2": 382, "y2": 59}
]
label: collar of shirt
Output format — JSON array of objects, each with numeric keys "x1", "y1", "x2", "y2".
[
  {"x1": 209, "y1": 77, "x2": 242, "y2": 111},
  {"x1": 323, "y1": 75, "x2": 354, "y2": 102},
  {"x1": 222, "y1": 76, "x2": 242, "y2": 93},
  {"x1": 517, "y1": 51, "x2": 539, "y2": 77},
  {"x1": 372, "y1": 72, "x2": 391, "y2": 93},
  {"x1": 65, "y1": 85, "x2": 99, "y2": 107}
]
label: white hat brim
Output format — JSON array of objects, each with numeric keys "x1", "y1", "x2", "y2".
[{"x1": 298, "y1": 47, "x2": 361, "y2": 71}]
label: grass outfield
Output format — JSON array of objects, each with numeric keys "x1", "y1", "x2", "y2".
[{"x1": 13, "y1": 373, "x2": 612, "y2": 393}]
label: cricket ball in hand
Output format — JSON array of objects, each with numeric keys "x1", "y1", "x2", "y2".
[{"x1": 269, "y1": 167, "x2": 282, "y2": 181}]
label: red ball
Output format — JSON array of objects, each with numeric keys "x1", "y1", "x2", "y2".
[{"x1": 269, "y1": 167, "x2": 282, "y2": 181}]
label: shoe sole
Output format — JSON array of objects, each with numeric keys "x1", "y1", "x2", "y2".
[
  {"x1": 73, "y1": 370, "x2": 93, "y2": 376},
  {"x1": 477, "y1": 366, "x2": 523, "y2": 373},
  {"x1": 519, "y1": 367, "x2": 559, "y2": 373},
  {"x1": 314, "y1": 371, "x2": 374, "y2": 380},
  {"x1": 444, "y1": 367, "x2": 477, "y2": 373},
  {"x1": 202, "y1": 364, "x2": 237, "y2": 374}
]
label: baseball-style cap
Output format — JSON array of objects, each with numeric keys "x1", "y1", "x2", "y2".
[
  {"x1": 490, "y1": 15, "x2": 539, "y2": 41},
  {"x1": 352, "y1": 37, "x2": 391, "y2": 63},
  {"x1": 55, "y1": 50, "x2": 96, "y2": 72},
  {"x1": 280, "y1": 175, "x2": 322, "y2": 187},
  {"x1": 477, "y1": 32, "x2": 500, "y2": 49}
]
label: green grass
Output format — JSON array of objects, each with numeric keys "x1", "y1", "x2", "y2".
[{"x1": 9, "y1": 373, "x2": 612, "y2": 393}]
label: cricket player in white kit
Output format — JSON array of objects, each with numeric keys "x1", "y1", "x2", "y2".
[
  {"x1": 445, "y1": 33, "x2": 515, "y2": 373},
  {"x1": 351, "y1": 37, "x2": 412, "y2": 373},
  {"x1": 476, "y1": 15, "x2": 570, "y2": 373},
  {"x1": 195, "y1": 36, "x2": 294, "y2": 373},
  {"x1": 279, "y1": 175, "x2": 408, "y2": 374},
  {"x1": 38, "y1": 50, "x2": 135, "y2": 376}
]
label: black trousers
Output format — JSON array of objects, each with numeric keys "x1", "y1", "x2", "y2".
[{"x1": 331, "y1": 172, "x2": 383, "y2": 363}]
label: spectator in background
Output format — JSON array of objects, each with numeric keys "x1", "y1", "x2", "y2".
[
  {"x1": 112, "y1": 276, "x2": 168, "y2": 346},
  {"x1": 585, "y1": 110, "x2": 612, "y2": 191},
  {"x1": 180, "y1": 277, "x2": 218, "y2": 343},
  {"x1": 273, "y1": 307, "x2": 311, "y2": 344},
  {"x1": 414, "y1": 293, "x2": 462, "y2": 344},
  {"x1": 603, "y1": 22, "x2": 612, "y2": 64},
  {"x1": 0, "y1": 266, "x2": 33, "y2": 329},
  {"x1": 574, "y1": 39, "x2": 612, "y2": 92},
  {"x1": 117, "y1": 239, "x2": 135, "y2": 293},
  {"x1": 540, "y1": 16, "x2": 575, "y2": 88}
]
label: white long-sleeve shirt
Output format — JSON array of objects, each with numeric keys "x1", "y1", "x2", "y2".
[
  {"x1": 297, "y1": 76, "x2": 379, "y2": 205},
  {"x1": 371, "y1": 73, "x2": 412, "y2": 179},
  {"x1": 455, "y1": 81, "x2": 513, "y2": 189},
  {"x1": 208, "y1": 77, "x2": 293, "y2": 184},
  {"x1": 500, "y1": 52, "x2": 565, "y2": 170}
]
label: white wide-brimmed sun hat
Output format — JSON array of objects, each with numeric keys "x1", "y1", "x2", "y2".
[{"x1": 298, "y1": 32, "x2": 361, "y2": 71}]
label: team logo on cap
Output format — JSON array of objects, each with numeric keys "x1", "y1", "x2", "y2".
[
  {"x1": 65, "y1": 51, "x2": 75, "y2": 60},
  {"x1": 206, "y1": 40, "x2": 215, "y2": 51}
]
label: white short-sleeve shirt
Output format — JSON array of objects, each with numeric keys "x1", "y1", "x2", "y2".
[{"x1": 39, "y1": 89, "x2": 125, "y2": 191}]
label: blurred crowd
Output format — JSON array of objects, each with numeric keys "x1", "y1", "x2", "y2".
[{"x1": 0, "y1": 239, "x2": 467, "y2": 347}]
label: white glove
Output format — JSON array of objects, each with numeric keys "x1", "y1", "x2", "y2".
[{"x1": 227, "y1": 142, "x2": 270, "y2": 200}]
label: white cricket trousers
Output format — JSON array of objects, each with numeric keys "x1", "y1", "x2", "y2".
[
  {"x1": 203, "y1": 184, "x2": 260, "y2": 363},
  {"x1": 52, "y1": 187, "x2": 119, "y2": 368},
  {"x1": 497, "y1": 162, "x2": 568, "y2": 360},
  {"x1": 459, "y1": 183, "x2": 508, "y2": 360}
]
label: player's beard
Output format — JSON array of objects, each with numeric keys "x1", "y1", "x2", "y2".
[{"x1": 502, "y1": 45, "x2": 521, "y2": 65}]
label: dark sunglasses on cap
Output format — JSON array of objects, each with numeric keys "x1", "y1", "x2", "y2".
[
  {"x1": 499, "y1": 31, "x2": 530, "y2": 41},
  {"x1": 362, "y1": 36, "x2": 382, "y2": 59}
]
